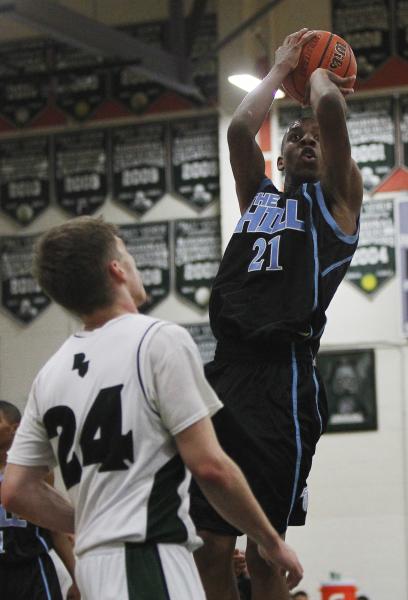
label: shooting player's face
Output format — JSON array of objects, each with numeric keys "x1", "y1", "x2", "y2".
[{"x1": 278, "y1": 118, "x2": 321, "y2": 183}]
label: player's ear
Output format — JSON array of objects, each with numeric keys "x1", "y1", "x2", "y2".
[
  {"x1": 108, "y1": 260, "x2": 126, "y2": 282},
  {"x1": 277, "y1": 156, "x2": 285, "y2": 172}
]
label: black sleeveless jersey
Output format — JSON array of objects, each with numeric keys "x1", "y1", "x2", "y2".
[
  {"x1": 209, "y1": 177, "x2": 359, "y2": 352},
  {"x1": 0, "y1": 473, "x2": 53, "y2": 564}
]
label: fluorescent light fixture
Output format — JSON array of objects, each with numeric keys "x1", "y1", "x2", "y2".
[{"x1": 228, "y1": 74, "x2": 285, "y2": 98}]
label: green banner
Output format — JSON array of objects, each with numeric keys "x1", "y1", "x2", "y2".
[
  {"x1": 346, "y1": 198, "x2": 395, "y2": 294},
  {"x1": 347, "y1": 97, "x2": 395, "y2": 192}
]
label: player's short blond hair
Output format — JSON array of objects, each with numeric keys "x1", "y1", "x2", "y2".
[{"x1": 33, "y1": 216, "x2": 120, "y2": 315}]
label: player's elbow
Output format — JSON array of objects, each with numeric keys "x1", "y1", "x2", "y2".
[
  {"x1": 228, "y1": 117, "x2": 253, "y2": 146},
  {"x1": 190, "y1": 453, "x2": 233, "y2": 489},
  {"x1": 1, "y1": 479, "x2": 20, "y2": 513}
]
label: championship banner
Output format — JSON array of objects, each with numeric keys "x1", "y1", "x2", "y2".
[
  {"x1": 183, "y1": 12, "x2": 218, "y2": 101},
  {"x1": 317, "y1": 349, "x2": 377, "y2": 433},
  {"x1": 113, "y1": 21, "x2": 165, "y2": 115},
  {"x1": 332, "y1": 0, "x2": 392, "y2": 80},
  {"x1": 174, "y1": 217, "x2": 221, "y2": 310},
  {"x1": 401, "y1": 95, "x2": 408, "y2": 167},
  {"x1": 0, "y1": 39, "x2": 48, "y2": 127},
  {"x1": 0, "y1": 137, "x2": 50, "y2": 226},
  {"x1": 112, "y1": 123, "x2": 167, "y2": 216},
  {"x1": 170, "y1": 116, "x2": 219, "y2": 210},
  {"x1": 399, "y1": 200, "x2": 408, "y2": 337},
  {"x1": 118, "y1": 222, "x2": 170, "y2": 313},
  {"x1": 54, "y1": 130, "x2": 108, "y2": 216},
  {"x1": 53, "y1": 43, "x2": 107, "y2": 120},
  {"x1": 0, "y1": 234, "x2": 51, "y2": 324},
  {"x1": 347, "y1": 97, "x2": 395, "y2": 192},
  {"x1": 0, "y1": 78, "x2": 49, "y2": 129},
  {"x1": 346, "y1": 198, "x2": 395, "y2": 295},
  {"x1": 183, "y1": 322, "x2": 216, "y2": 364}
]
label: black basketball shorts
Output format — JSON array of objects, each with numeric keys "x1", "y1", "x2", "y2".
[
  {"x1": 0, "y1": 552, "x2": 63, "y2": 600},
  {"x1": 190, "y1": 344, "x2": 328, "y2": 536}
]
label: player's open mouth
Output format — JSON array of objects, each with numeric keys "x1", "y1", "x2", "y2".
[{"x1": 300, "y1": 148, "x2": 317, "y2": 162}]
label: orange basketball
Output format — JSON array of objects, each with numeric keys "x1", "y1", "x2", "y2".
[{"x1": 282, "y1": 30, "x2": 357, "y2": 104}]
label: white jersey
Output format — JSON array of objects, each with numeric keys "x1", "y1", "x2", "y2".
[{"x1": 8, "y1": 314, "x2": 222, "y2": 556}]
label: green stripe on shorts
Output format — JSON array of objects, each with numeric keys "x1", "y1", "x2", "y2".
[{"x1": 125, "y1": 542, "x2": 170, "y2": 600}]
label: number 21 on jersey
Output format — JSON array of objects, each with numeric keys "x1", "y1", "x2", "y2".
[{"x1": 248, "y1": 235, "x2": 282, "y2": 272}]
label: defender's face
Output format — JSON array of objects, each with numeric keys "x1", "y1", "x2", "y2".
[
  {"x1": 115, "y1": 237, "x2": 147, "y2": 308},
  {"x1": 0, "y1": 411, "x2": 17, "y2": 451},
  {"x1": 278, "y1": 119, "x2": 322, "y2": 183}
]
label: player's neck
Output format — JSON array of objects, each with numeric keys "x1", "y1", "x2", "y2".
[
  {"x1": 82, "y1": 301, "x2": 138, "y2": 331},
  {"x1": 283, "y1": 177, "x2": 301, "y2": 195}
]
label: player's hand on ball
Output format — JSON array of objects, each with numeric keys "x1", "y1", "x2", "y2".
[
  {"x1": 257, "y1": 539, "x2": 303, "y2": 590},
  {"x1": 311, "y1": 68, "x2": 356, "y2": 96},
  {"x1": 275, "y1": 28, "x2": 317, "y2": 72}
]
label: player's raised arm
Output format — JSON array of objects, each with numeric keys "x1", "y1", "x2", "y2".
[
  {"x1": 309, "y1": 68, "x2": 363, "y2": 233},
  {"x1": 228, "y1": 28, "x2": 316, "y2": 214}
]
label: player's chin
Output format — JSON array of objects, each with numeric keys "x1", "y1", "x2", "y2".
[
  {"x1": 134, "y1": 287, "x2": 148, "y2": 308},
  {"x1": 297, "y1": 166, "x2": 319, "y2": 183}
]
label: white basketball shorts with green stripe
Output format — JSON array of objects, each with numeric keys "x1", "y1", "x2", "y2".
[{"x1": 75, "y1": 542, "x2": 206, "y2": 599}]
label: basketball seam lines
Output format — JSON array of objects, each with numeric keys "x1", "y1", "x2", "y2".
[{"x1": 317, "y1": 33, "x2": 334, "y2": 69}]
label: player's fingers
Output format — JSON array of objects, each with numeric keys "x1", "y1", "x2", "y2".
[
  {"x1": 298, "y1": 30, "x2": 317, "y2": 46},
  {"x1": 340, "y1": 87, "x2": 354, "y2": 96},
  {"x1": 294, "y1": 27, "x2": 309, "y2": 39},
  {"x1": 328, "y1": 72, "x2": 356, "y2": 85},
  {"x1": 341, "y1": 74, "x2": 356, "y2": 84},
  {"x1": 284, "y1": 27, "x2": 308, "y2": 44},
  {"x1": 286, "y1": 566, "x2": 303, "y2": 590}
]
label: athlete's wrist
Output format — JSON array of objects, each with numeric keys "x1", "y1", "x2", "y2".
[{"x1": 269, "y1": 61, "x2": 292, "y2": 82}]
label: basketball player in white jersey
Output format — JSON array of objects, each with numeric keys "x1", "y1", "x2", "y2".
[{"x1": 2, "y1": 217, "x2": 303, "y2": 599}]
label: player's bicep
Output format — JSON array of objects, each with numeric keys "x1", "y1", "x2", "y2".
[
  {"x1": 7, "y1": 387, "x2": 56, "y2": 469},
  {"x1": 228, "y1": 122, "x2": 265, "y2": 214},
  {"x1": 2, "y1": 464, "x2": 49, "y2": 506},
  {"x1": 174, "y1": 416, "x2": 225, "y2": 479}
]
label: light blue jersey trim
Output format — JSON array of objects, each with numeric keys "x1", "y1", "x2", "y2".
[
  {"x1": 312, "y1": 321, "x2": 326, "y2": 340},
  {"x1": 315, "y1": 182, "x2": 359, "y2": 244},
  {"x1": 38, "y1": 556, "x2": 52, "y2": 600},
  {"x1": 287, "y1": 344, "x2": 302, "y2": 527},
  {"x1": 321, "y1": 255, "x2": 354, "y2": 277},
  {"x1": 302, "y1": 184, "x2": 319, "y2": 310},
  {"x1": 312, "y1": 367, "x2": 323, "y2": 436},
  {"x1": 35, "y1": 527, "x2": 49, "y2": 552}
]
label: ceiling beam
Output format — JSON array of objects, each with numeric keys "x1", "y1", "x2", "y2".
[
  {"x1": 186, "y1": 0, "x2": 208, "y2": 56},
  {"x1": 0, "y1": 0, "x2": 203, "y2": 99},
  {"x1": 215, "y1": 0, "x2": 283, "y2": 52}
]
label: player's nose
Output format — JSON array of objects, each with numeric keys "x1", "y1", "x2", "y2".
[{"x1": 300, "y1": 132, "x2": 316, "y2": 145}]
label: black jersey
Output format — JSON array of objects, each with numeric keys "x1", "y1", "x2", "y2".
[
  {"x1": 209, "y1": 177, "x2": 359, "y2": 351},
  {"x1": 0, "y1": 474, "x2": 53, "y2": 564}
]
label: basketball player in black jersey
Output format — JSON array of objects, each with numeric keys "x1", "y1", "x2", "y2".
[
  {"x1": 190, "y1": 28, "x2": 363, "y2": 600},
  {"x1": 0, "y1": 400, "x2": 80, "y2": 600}
]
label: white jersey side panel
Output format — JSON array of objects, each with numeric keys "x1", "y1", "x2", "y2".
[{"x1": 8, "y1": 314, "x2": 222, "y2": 555}]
